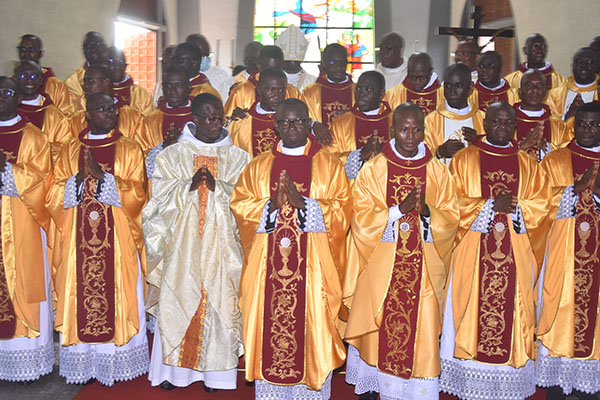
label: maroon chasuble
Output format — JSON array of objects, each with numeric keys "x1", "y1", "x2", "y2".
[
  {"x1": 40, "y1": 66, "x2": 55, "y2": 92},
  {"x1": 247, "y1": 72, "x2": 259, "y2": 89},
  {"x1": 75, "y1": 128, "x2": 122, "y2": 343},
  {"x1": 474, "y1": 80, "x2": 511, "y2": 112},
  {"x1": 567, "y1": 141, "x2": 600, "y2": 358},
  {"x1": 402, "y1": 77, "x2": 441, "y2": 116},
  {"x1": 18, "y1": 94, "x2": 54, "y2": 129},
  {"x1": 113, "y1": 76, "x2": 135, "y2": 107},
  {"x1": 0, "y1": 117, "x2": 27, "y2": 338},
  {"x1": 316, "y1": 74, "x2": 354, "y2": 127},
  {"x1": 474, "y1": 139, "x2": 520, "y2": 364},
  {"x1": 378, "y1": 142, "x2": 431, "y2": 378},
  {"x1": 518, "y1": 63, "x2": 556, "y2": 89},
  {"x1": 158, "y1": 100, "x2": 192, "y2": 141},
  {"x1": 248, "y1": 102, "x2": 277, "y2": 157},
  {"x1": 189, "y1": 73, "x2": 211, "y2": 90},
  {"x1": 351, "y1": 102, "x2": 392, "y2": 149},
  {"x1": 261, "y1": 138, "x2": 321, "y2": 384},
  {"x1": 513, "y1": 103, "x2": 553, "y2": 159}
]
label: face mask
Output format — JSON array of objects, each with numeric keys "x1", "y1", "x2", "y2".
[
  {"x1": 284, "y1": 71, "x2": 302, "y2": 86},
  {"x1": 200, "y1": 56, "x2": 211, "y2": 72}
]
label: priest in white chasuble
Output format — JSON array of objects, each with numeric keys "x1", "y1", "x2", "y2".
[
  {"x1": 344, "y1": 103, "x2": 459, "y2": 400},
  {"x1": 439, "y1": 102, "x2": 550, "y2": 400},
  {"x1": 143, "y1": 93, "x2": 248, "y2": 391},
  {"x1": 230, "y1": 98, "x2": 352, "y2": 400}
]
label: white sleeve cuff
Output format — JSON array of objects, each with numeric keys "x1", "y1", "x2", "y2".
[
  {"x1": 64, "y1": 175, "x2": 82, "y2": 209},
  {"x1": 344, "y1": 149, "x2": 363, "y2": 179},
  {"x1": 382, "y1": 205, "x2": 404, "y2": 242},
  {"x1": 594, "y1": 193, "x2": 600, "y2": 211},
  {"x1": 0, "y1": 163, "x2": 19, "y2": 197},
  {"x1": 556, "y1": 185, "x2": 577, "y2": 220},
  {"x1": 257, "y1": 200, "x2": 278, "y2": 233},
  {"x1": 96, "y1": 173, "x2": 122, "y2": 208},
  {"x1": 470, "y1": 198, "x2": 495, "y2": 233},
  {"x1": 298, "y1": 197, "x2": 326, "y2": 233},
  {"x1": 146, "y1": 143, "x2": 164, "y2": 179},
  {"x1": 509, "y1": 204, "x2": 527, "y2": 234}
]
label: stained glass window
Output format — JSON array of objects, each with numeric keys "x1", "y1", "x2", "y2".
[{"x1": 253, "y1": 0, "x2": 375, "y2": 79}]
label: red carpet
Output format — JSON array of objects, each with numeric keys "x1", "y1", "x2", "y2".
[{"x1": 74, "y1": 371, "x2": 357, "y2": 399}]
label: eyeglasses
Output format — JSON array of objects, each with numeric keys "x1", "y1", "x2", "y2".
[
  {"x1": 408, "y1": 74, "x2": 429, "y2": 82},
  {"x1": 380, "y1": 45, "x2": 402, "y2": 53},
  {"x1": 276, "y1": 118, "x2": 309, "y2": 129},
  {"x1": 16, "y1": 46, "x2": 39, "y2": 52},
  {"x1": 0, "y1": 88, "x2": 16, "y2": 98},
  {"x1": 575, "y1": 120, "x2": 599, "y2": 128},
  {"x1": 455, "y1": 50, "x2": 478, "y2": 57},
  {"x1": 106, "y1": 58, "x2": 126, "y2": 66},
  {"x1": 196, "y1": 114, "x2": 229, "y2": 125},
  {"x1": 478, "y1": 63, "x2": 497, "y2": 69},
  {"x1": 16, "y1": 72, "x2": 41, "y2": 80},
  {"x1": 89, "y1": 105, "x2": 118, "y2": 114}
]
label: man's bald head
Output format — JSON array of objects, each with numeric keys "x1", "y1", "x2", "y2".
[
  {"x1": 393, "y1": 102, "x2": 425, "y2": 125},
  {"x1": 14, "y1": 60, "x2": 42, "y2": 76},
  {"x1": 523, "y1": 33, "x2": 547, "y2": 68},
  {"x1": 455, "y1": 40, "x2": 480, "y2": 71}
]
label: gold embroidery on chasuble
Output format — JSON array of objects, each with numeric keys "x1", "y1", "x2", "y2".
[
  {"x1": 377, "y1": 144, "x2": 429, "y2": 378},
  {"x1": 475, "y1": 142, "x2": 520, "y2": 363},
  {"x1": 568, "y1": 144, "x2": 600, "y2": 358},
  {"x1": 261, "y1": 142, "x2": 316, "y2": 384},
  {"x1": 323, "y1": 101, "x2": 350, "y2": 126},
  {"x1": 178, "y1": 155, "x2": 218, "y2": 369},
  {"x1": 412, "y1": 97, "x2": 434, "y2": 114},
  {"x1": 254, "y1": 127, "x2": 277, "y2": 155}
]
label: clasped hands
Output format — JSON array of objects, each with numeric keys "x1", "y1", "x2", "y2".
[
  {"x1": 438, "y1": 126, "x2": 477, "y2": 158},
  {"x1": 574, "y1": 161, "x2": 600, "y2": 195},
  {"x1": 518, "y1": 121, "x2": 547, "y2": 152},
  {"x1": 269, "y1": 170, "x2": 305, "y2": 213},
  {"x1": 399, "y1": 185, "x2": 429, "y2": 217},
  {"x1": 76, "y1": 147, "x2": 105, "y2": 186}
]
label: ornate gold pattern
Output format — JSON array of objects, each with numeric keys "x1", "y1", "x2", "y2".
[
  {"x1": 389, "y1": 173, "x2": 424, "y2": 205},
  {"x1": 483, "y1": 170, "x2": 517, "y2": 197},
  {"x1": 411, "y1": 97, "x2": 434, "y2": 114},
  {"x1": 254, "y1": 128, "x2": 278, "y2": 154},
  {"x1": 0, "y1": 201, "x2": 15, "y2": 326},
  {"x1": 78, "y1": 179, "x2": 113, "y2": 338},
  {"x1": 323, "y1": 101, "x2": 350, "y2": 124},
  {"x1": 178, "y1": 284, "x2": 208, "y2": 369}
]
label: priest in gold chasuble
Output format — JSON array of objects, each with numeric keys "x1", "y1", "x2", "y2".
[
  {"x1": 0, "y1": 77, "x2": 53, "y2": 382},
  {"x1": 229, "y1": 68, "x2": 287, "y2": 158},
  {"x1": 47, "y1": 93, "x2": 148, "y2": 386},
  {"x1": 231, "y1": 99, "x2": 352, "y2": 399},
  {"x1": 303, "y1": 44, "x2": 355, "y2": 127},
  {"x1": 470, "y1": 51, "x2": 515, "y2": 112},
  {"x1": 343, "y1": 103, "x2": 459, "y2": 400},
  {"x1": 329, "y1": 71, "x2": 393, "y2": 180},
  {"x1": 144, "y1": 93, "x2": 248, "y2": 391},
  {"x1": 439, "y1": 103, "x2": 550, "y2": 400},
  {"x1": 537, "y1": 102, "x2": 600, "y2": 400}
]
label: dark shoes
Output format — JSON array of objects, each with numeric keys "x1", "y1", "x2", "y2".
[
  {"x1": 160, "y1": 380, "x2": 176, "y2": 390},
  {"x1": 359, "y1": 391, "x2": 378, "y2": 400},
  {"x1": 203, "y1": 382, "x2": 218, "y2": 393}
]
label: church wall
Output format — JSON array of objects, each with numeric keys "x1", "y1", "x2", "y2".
[{"x1": 0, "y1": 0, "x2": 120, "y2": 80}]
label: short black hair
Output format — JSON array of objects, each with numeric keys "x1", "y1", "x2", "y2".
[
  {"x1": 258, "y1": 45, "x2": 284, "y2": 61},
  {"x1": 175, "y1": 42, "x2": 202, "y2": 61},
  {"x1": 393, "y1": 102, "x2": 424, "y2": 125},
  {"x1": 322, "y1": 43, "x2": 347, "y2": 60},
  {"x1": 575, "y1": 101, "x2": 600, "y2": 118},
  {"x1": 444, "y1": 63, "x2": 471, "y2": 83},
  {"x1": 85, "y1": 63, "x2": 112, "y2": 80},
  {"x1": 192, "y1": 93, "x2": 222, "y2": 115},
  {"x1": 20, "y1": 34, "x2": 43, "y2": 48},
  {"x1": 276, "y1": 98, "x2": 309, "y2": 119},
  {"x1": 163, "y1": 64, "x2": 188, "y2": 79},
  {"x1": 479, "y1": 51, "x2": 502, "y2": 69},
  {"x1": 86, "y1": 92, "x2": 112, "y2": 111},
  {"x1": 14, "y1": 60, "x2": 42, "y2": 75},
  {"x1": 258, "y1": 67, "x2": 287, "y2": 85},
  {"x1": 358, "y1": 70, "x2": 385, "y2": 92}
]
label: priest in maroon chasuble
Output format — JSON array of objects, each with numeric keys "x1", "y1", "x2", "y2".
[
  {"x1": 105, "y1": 46, "x2": 154, "y2": 115},
  {"x1": 229, "y1": 67, "x2": 287, "y2": 158},
  {"x1": 231, "y1": 98, "x2": 352, "y2": 399},
  {"x1": 0, "y1": 76, "x2": 53, "y2": 383},
  {"x1": 514, "y1": 69, "x2": 571, "y2": 162},
  {"x1": 471, "y1": 51, "x2": 514, "y2": 112},
  {"x1": 344, "y1": 103, "x2": 459, "y2": 400},
  {"x1": 329, "y1": 70, "x2": 392, "y2": 179},
  {"x1": 303, "y1": 43, "x2": 355, "y2": 127},
  {"x1": 439, "y1": 102, "x2": 550, "y2": 400},
  {"x1": 14, "y1": 61, "x2": 71, "y2": 163},
  {"x1": 48, "y1": 92, "x2": 148, "y2": 386},
  {"x1": 537, "y1": 102, "x2": 600, "y2": 400}
]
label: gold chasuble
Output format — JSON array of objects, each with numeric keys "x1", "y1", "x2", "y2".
[
  {"x1": 448, "y1": 140, "x2": 550, "y2": 368},
  {"x1": 48, "y1": 129, "x2": 146, "y2": 346},
  {"x1": 229, "y1": 102, "x2": 277, "y2": 157},
  {"x1": 189, "y1": 73, "x2": 221, "y2": 100},
  {"x1": 68, "y1": 106, "x2": 153, "y2": 152},
  {"x1": 224, "y1": 72, "x2": 303, "y2": 116},
  {"x1": 41, "y1": 67, "x2": 75, "y2": 116},
  {"x1": 143, "y1": 100, "x2": 192, "y2": 151},
  {"x1": 471, "y1": 80, "x2": 515, "y2": 112},
  {"x1": 384, "y1": 77, "x2": 442, "y2": 116},
  {"x1": 424, "y1": 103, "x2": 484, "y2": 154},
  {"x1": 18, "y1": 95, "x2": 71, "y2": 163},
  {"x1": 538, "y1": 141, "x2": 600, "y2": 359},
  {"x1": 329, "y1": 103, "x2": 393, "y2": 162},
  {"x1": 113, "y1": 76, "x2": 155, "y2": 115},
  {"x1": 64, "y1": 65, "x2": 87, "y2": 104},
  {"x1": 0, "y1": 118, "x2": 51, "y2": 339},
  {"x1": 513, "y1": 103, "x2": 572, "y2": 160},
  {"x1": 303, "y1": 74, "x2": 355, "y2": 127},
  {"x1": 230, "y1": 138, "x2": 352, "y2": 390},
  {"x1": 548, "y1": 76, "x2": 599, "y2": 118},
  {"x1": 505, "y1": 63, "x2": 566, "y2": 91},
  {"x1": 344, "y1": 143, "x2": 458, "y2": 379},
  {"x1": 143, "y1": 137, "x2": 247, "y2": 372}
]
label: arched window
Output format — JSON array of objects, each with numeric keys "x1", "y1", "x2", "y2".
[{"x1": 254, "y1": 0, "x2": 375, "y2": 79}]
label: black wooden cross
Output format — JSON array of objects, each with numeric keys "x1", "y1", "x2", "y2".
[{"x1": 437, "y1": 6, "x2": 514, "y2": 41}]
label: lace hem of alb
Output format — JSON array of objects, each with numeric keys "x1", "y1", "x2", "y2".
[
  {"x1": 0, "y1": 340, "x2": 54, "y2": 382},
  {"x1": 536, "y1": 350, "x2": 600, "y2": 394},
  {"x1": 439, "y1": 359, "x2": 535, "y2": 400},
  {"x1": 255, "y1": 373, "x2": 332, "y2": 400},
  {"x1": 344, "y1": 149, "x2": 363, "y2": 180},
  {"x1": 59, "y1": 342, "x2": 149, "y2": 386}
]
